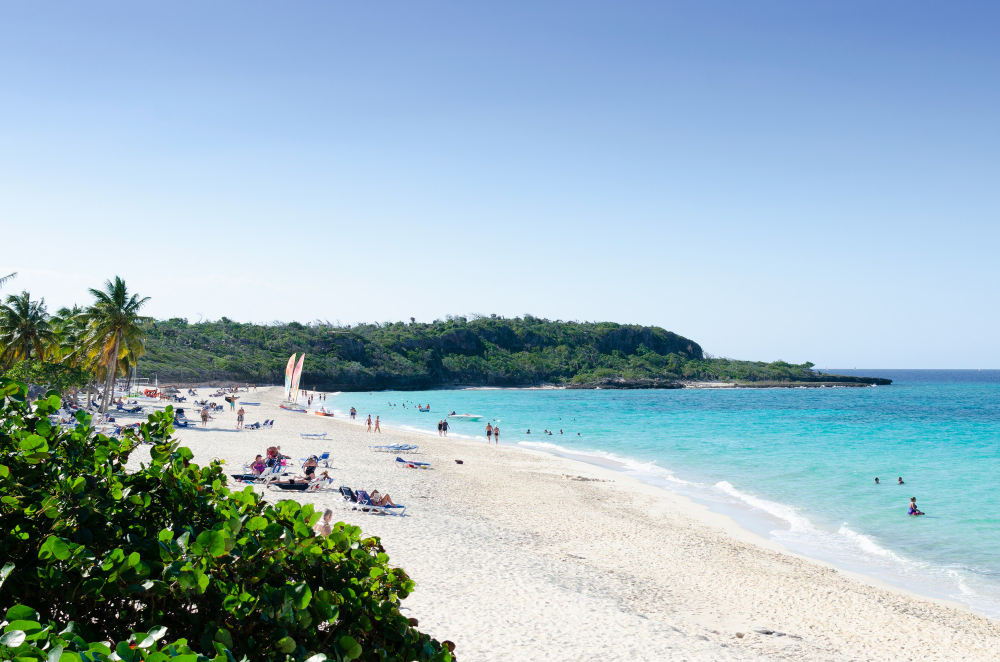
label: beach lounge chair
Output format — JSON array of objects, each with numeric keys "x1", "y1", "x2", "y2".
[
  {"x1": 395, "y1": 456, "x2": 431, "y2": 469},
  {"x1": 269, "y1": 476, "x2": 335, "y2": 492},
  {"x1": 369, "y1": 444, "x2": 418, "y2": 453},
  {"x1": 354, "y1": 489, "x2": 406, "y2": 516},
  {"x1": 299, "y1": 432, "x2": 328, "y2": 440},
  {"x1": 299, "y1": 451, "x2": 331, "y2": 467},
  {"x1": 232, "y1": 462, "x2": 285, "y2": 484}
]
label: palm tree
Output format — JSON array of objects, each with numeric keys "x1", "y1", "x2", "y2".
[
  {"x1": 0, "y1": 272, "x2": 16, "y2": 290},
  {"x1": 50, "y1": 305, "x2": 96, "y2": 404},
  {"x1": 50, "y1": 305, "x2": 87, "y2": 364},
  {"x1": 81, "y1": 277, "x2": 152, "y2": 413},
  {"x1": 0, "y1": 291, "x2": 57, "y2": 368}
]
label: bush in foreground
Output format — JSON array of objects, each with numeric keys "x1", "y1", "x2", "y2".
[{"x1": 0, "y1": 379, "x2": 453, "y2": 661}]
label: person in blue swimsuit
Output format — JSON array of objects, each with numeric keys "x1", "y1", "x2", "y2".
[{"x1": 908, "y1": 497, "x2": 924, "y2": 516}]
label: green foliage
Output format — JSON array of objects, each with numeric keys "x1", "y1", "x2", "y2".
[
  {"x1": 135, "y1": 316, "x2": 848, "y2": 388},
  {"x1": 2, "y1": 359, "x2": 90, "y2": 395},
  {"x1": 0, "y1": 379, "x2": 453, "y2": 662},
  {"x1": 0, "y1": 600, "x2": 237, "y2": 662}
]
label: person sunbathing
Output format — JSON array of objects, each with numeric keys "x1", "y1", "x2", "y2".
[
  {"x1": 272, "y1": 470, "x2": 330, "y2": 486},
  {"x1": 368, "y1": 489, "x2": 397, "y2": 507},
  {"x1": 250, "y1": 455, "x2": 266, "y2": 475},
  {"x1": 301, "y1": 456, "x2": 319, "y2": 477}
]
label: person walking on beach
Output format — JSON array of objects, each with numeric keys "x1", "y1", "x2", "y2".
[
  {"x1": 492, "y1": 425, "x2": 499, "y2": 444},
  {"x1": 366, "y1": 415, "x2": 372, "y2": 432},
  {"x1": 437, "y1": 420, "x2": 444, "y2": 436},
  {"x1": 350, "y1": 407, "x2": 356, "y2": 420},
  {"x1": 908, "y1": 497, "x2": 925, "y2": 516},
  {"x1": 237, "y1": 407, "x2": 245, "y2": 429},
  {"x1": 374, "y1": 416, "x2": 381, "y2": 433},
  {"x1": 442, "y1": 419, "x2": 449, "y2": 437},
  {"x1": 200, "y1": 407, "x2": 209, "y2": 427},
  {"x1": 485, "y1": 422, "x2": 493, "y2": 442}
]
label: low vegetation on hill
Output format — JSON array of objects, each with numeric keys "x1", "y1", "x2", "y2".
[{"x1": 135, "y1": 316, "x2": 886, "y2": 389}]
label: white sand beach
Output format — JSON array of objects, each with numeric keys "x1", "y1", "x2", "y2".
[{"x1": 123, "y1": 387, "x2": 1000, "y2": 661}]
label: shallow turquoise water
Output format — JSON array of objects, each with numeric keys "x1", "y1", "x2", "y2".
[{"x1": 328, "y1": 370, "x2": 1000, "y2": 617}]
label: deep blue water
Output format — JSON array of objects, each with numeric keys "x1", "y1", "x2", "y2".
[{"x1": 328, "y1": 371, "x2": 1000, "y2": 617}]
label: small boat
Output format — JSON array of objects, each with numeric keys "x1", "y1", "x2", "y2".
[
  {"x1": 448, "y1": 413, "x2": 483, "y2": 421},
  {"x1": 418, "y1": 407, "x2": 430, "y2": 412},
  {"x1": 313, "y1": 409, "x2": 335, "y2": 417},
  {"x1": 280, "y1": 403, "x2": 307, "y2": 413}
]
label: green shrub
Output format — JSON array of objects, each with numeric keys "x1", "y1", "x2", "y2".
[
  {"x1": 0, "y1": 599, "x2": 235, "y2": 662},
  {"x1": 0, "y1": 379, "x2": 453, "y2": 662}
]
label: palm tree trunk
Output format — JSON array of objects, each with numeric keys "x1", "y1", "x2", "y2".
[{"x1": 100, "y1": 333, "x2": 121, "y2": 413}]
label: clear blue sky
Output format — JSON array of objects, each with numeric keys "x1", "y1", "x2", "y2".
[{"x1": 2, "y1": 2, "x2": 998, "y2": 368}]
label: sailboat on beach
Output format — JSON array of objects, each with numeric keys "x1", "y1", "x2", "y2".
[{"x1": 280, "y1": 353, "x2": 308, "y2": 412}]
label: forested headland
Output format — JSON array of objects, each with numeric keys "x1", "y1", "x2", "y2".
[{"x1": 134, "y1": 316, "x2": 890, "y2": 389}]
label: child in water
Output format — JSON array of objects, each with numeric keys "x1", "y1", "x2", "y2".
[{"x1": 908, "y1": 497, "x2": 924, "y2": 516}]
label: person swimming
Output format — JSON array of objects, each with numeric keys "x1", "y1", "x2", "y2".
[
  {"x1": 908, "y1": 497, "x2": 924, "y2": 516},
  {"x1": 875, "y1": 477, "x2": 880, "y2": 484},
  {"x1": 898, "y1": 477, "x2": 904, "y2": 484}
]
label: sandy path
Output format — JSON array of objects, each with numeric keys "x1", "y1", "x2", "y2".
[{"x1": 122, "y1": 387, "x2": 1000, "y2": 661}]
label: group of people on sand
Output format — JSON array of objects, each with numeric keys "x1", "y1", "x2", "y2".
[
  {"x1": 249, "y1": 448, "x2": 335, "y2": 487},
  {"x1": 874, "y1": 476, "x2": 925, "y2": 515},
  {"x1": 366, "y1": 415, "x2": 381, "y2": 433},
  {"x1": 249, "y1": 446, "x2": 289, "y2": 475},
  {"x1": 437, "y1": 419, "x2": 449, "y2": 436},
  {"x1": 485, "y1": 422, "x2": 499, "y2": 443}
]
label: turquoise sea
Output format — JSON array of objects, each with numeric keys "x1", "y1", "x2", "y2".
[{"x1": 327, "y1": 370, "x2": 1000, "y2": 618}]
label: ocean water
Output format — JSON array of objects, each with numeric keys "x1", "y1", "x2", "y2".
[{"x1": 326, "y1": 370, "x2": 1000, "y2": 618}]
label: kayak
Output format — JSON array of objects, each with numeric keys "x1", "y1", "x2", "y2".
[{"x1": 280, "y1": 403, "x2": 307, "y2": 412}]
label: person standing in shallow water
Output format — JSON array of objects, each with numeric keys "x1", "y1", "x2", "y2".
[
  {"x1": 492, "y1": 425, "x2": 499, "y2": 444},
  {"x1": 485, "y1": 422, "x2": 493, "y2": 442},
  {"x1": 437, "y1": 420, "x2": 443, "y2": 436}
]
